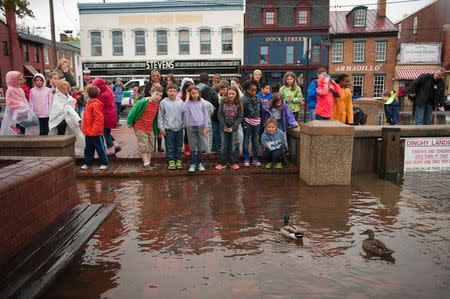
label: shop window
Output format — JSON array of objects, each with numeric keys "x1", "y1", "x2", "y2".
[
  {"x1": 353, "y1": 42, "x2": 365, "y2": 62},
  {"x1": 263, "y1": 9, "x2": 276, "y2": 26},
  {"x1": 413, "y1": 17, "x2": 418, "y2": 34},
  {"x1": 285, "y1": 46, "x2": 294, "y2": 64},
  {"x1": 221, "y1": 28, "x2": 233, "y2": 54},
  {"x1": 178, "y1": 29, "x2": 190, "y2": 55},
  {"x1": 34, "y1": 45, "x2": 39, "y2": 63},
  {"x1": 112, "y1": 31, "x2": 123, "y2": 56},
  {"x1": 200, "y1": 29, "x2": 211, "y2": 54},
  {"x1": 354, "y1": 9, "x2": 366, "y2": 27},
  {"x1": 22, "y1": 44, "x2": 29, "y2": 62},
  {"x1": 90, "y1": 31, "x2": 102, "y2": 56},
  {"x1": 311, "y1": 45, "x2": 321, "y2": 63},
  {"x1": 134, "y1": 30, "x2": 146, "y2": 56},
  {"x1": 353, "y1": 75, "x2": 364, "y2": 97},
  {"x1": 332, "y1": 42, "x2": 343, "y2": 63},
  {"x1": 156, "y1": 30, "x2": 168, "y2": 55},
  {"x1": 259, "y1": 46, "x2": 269, "y2": 64},
  {"x1": 373, "y1": 75, "x2": 385, "y2": 98},
  {"x1": 375, "y1": 41, "x2": 387, "y2": 62},
  {"x1": 2, "y1": 41, "x2": 8, "y2": 56}
]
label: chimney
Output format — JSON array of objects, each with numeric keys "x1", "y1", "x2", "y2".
[
  {"x1": 377, "y1": 0, "x2": 386, "y2": 17},
  {"x1": 59, "y1": 33, "x2": 68, "y2": 42}
]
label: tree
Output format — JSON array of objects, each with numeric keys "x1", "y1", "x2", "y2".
[
  {"x1": 0, "y1": 0, "x2": 34, "y2": 19},
  {"x1": 67, "y1": 35, "x2": 80, "y2": 42}
]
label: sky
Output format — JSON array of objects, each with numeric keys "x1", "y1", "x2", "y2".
[{"x1": 23, "y1": 0, "x2": 436, "y2": 40}]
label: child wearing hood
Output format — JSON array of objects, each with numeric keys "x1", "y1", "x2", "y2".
[
  {"x1": 261, "y1": 117, "x2": 286, "y2": 169},
  {"x1": 29, "y1": 73, "x2": 52, "y2": 135},
  {"x1": 315, "y1": 73, "x2": 341, "y2": 120},
  {"x1": 0, "y1": 71, "x2": 38, "y2": 136}
]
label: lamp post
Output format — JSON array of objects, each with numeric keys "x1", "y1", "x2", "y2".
[
  {"x1": 303, "y1": 38, "x2": 310, "y2": 123},
  {"x1": 49, "y1": 0, "x2": 57, "y2": 68}
]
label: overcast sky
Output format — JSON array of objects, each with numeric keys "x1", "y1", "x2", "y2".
[{"x1": 24, "y1": 0, "x2": 436, "y2": 39}]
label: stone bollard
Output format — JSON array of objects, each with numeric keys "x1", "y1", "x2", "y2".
[
  {"x1": 299, "y1": 120, "x2": 355, "y2": 185},
  {"x1": 379, "y1": 127, "x2": 401, "y2": 182}
]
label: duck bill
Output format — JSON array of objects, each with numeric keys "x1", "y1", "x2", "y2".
[{"x1": 359, "y1": 232, "x2": 367, "y2": 235}]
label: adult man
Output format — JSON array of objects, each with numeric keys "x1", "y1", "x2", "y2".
[
  {"x1": 197, "y1": 72, "x2": 220, "y2": 152},
  {"x1": 409, "y1": 68, "x2": 446, "y2": 125},
  {"x1": 306, "y1": 68, "x2": 327, "y2": 121},
  {"x1": 113, "y1": 78, "x2": 123, "y2": 123}
]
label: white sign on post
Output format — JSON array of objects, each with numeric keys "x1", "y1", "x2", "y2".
[{"x1": 404, "y1": 137, "x2": 450, "y2": 172}]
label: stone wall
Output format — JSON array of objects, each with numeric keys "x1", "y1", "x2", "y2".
[
  {"x1": 0, "y1": 135, "x2": 76, "y2": 158},
  {"x1": 0, "y1": 156, "x2": 79, "y2": 264}
]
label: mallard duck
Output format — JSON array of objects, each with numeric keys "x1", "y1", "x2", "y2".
[
  {"x1": 360, "y1": 229, "x2": 394, "y2": 256},
  {"x1": 280, "y1": 215, "x2": 303, "y2": 239}
]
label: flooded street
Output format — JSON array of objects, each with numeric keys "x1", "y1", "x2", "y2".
[{"x1": 45, "y1": 174, "x2": 450, "y2": 298}]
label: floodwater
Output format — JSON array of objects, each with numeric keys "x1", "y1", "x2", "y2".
[{"x1": 44, "y1": 173, "x2": 450, "y2": 298}]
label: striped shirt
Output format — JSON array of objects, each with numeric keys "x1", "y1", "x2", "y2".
[{"x1": 244, "y1": 117, "x2": 261, "y2": 126}]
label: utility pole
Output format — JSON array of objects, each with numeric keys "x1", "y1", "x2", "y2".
[
  {"x1": 303, "y1": 38, "x2": 310, "y2": 123},
  {"x1": 49, "y1": 0, "x2": 57, "y2": 68}
]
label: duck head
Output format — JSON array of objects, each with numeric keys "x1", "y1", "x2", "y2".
[{"x1": 360, "y1": 229, "x2": 375, "y2": 240}]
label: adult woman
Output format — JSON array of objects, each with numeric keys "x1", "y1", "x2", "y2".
[{"x1": 55, "y1": 58, "x2": 76, "y2": 87}]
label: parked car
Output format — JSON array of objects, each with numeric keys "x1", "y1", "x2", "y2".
[{"x1": 121, "y1": 79, "x2": 148, "y2": 110}]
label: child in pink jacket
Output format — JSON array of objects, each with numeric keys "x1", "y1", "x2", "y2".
[
  {"x1": 315, "y1": 73, "x2": 341, "y2": 120},
  {"x1": 29, "y1": 73, "x2": 52, "y2": 135}
]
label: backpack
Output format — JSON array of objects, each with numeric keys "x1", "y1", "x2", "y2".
[{"x1": 353, "y1": 107, "x2": 367, "y2": 125}]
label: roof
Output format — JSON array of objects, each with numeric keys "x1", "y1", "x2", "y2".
[
  {"x1": 78, "y1": 0, "x2": 244, "y2": 14},
  {"x1": 330, "y1": 9, "x2": 397, "y2": 35},
  {"x1": 395, "y1": 0, "x2": 440, "y2": 24},
  {"x1": 17, "y1": 32, "x2": 80, "y2": 53}
]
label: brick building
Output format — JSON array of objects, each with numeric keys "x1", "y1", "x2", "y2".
[
  {"x1": 243, "y1": 0, "x2": 329, "y2": 91},
  {"x1": 394, "y1": 0, "x2": 450, "y2": 96},
  {"x1": 329, "y1": 0, "x2": 397, "y2": 99}
]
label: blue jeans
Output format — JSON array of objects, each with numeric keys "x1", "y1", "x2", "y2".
[
  {"x1": 115, "y1": 101, "x2": 121, "y2": 122},
  {"x1": 165, "y1": 129, "x2": 183, "y2": 162},
  {"x1": 211, "y1": 119, "x2": 221, "y2": 152},
  {"x1": 309, "y1": 108, "x2": 316, "y2": 121},
  {"x1": 242, "y1": 122, "x2": 260, "y2": 162},
  {"x1": 220, "y1": 129, "x2": 239, "y2": 165},
  {"x1": 103, "y1": 128, "x2": 115, "y2": 148},
  {"x1": 187, "y1": 126, "x2": 204, "y2": 165},
  {"x1": 415, "y1": 104, "x2": 433, "y2": 125}
]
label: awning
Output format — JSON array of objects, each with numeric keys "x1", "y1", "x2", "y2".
[
  {"x1": 395, "y1": 68, "x2": 436, "y2": 80},
  {"x1": 24, "y1": 65, "x2": 39, "y2": 76}
]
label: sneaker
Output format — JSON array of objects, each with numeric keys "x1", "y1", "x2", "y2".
[
  {"x1": 168, "y1": 160, "x2": 176, "y2": 170},
  {"x1": 231, "y1": 164, "x2": 240, "y2": 170},
  {"x1": 189, "y1": 164, "x2": 196, "y2": 172},
  {"x1": 144, "y1": 163, "x2": 157, "y2": 170},
  {"x1": 198, "y1": 163, "x2": 206, "y2": 171},
  {"x1": 244, "y1": 160, "x2": 250, "y2": 167},
  {"x1": 99, "y1": 165, "x2": 108, "y2": 170},
  {"x1": 176, "y1": 160, "x2": 183, "y2": 169},
  {"x1": 252, "y1": 160, "x2": 262, "y2": 167},
  {"x1": 265, "y1": 162, "x2": 273, "y2": 169},
  {"x1": 9, "y1": 126, "x2": 23, "y2": 136},
  {"x1": 158, "y1": 146, "x2": 164, "y2": 152},
  {"x1": 274, "y1": 162, "x2": 283, "y2": 169},
  {"x1": 215, "y1": 164, "x2": 226, "y2": 170},
  {"x1": 106, "y1": 147, "x2": 116, "y2": 156},
  {"x1": 113, "y1": 141, "x2": 122, "y2": 153},
  {"x1": 80, "y1": 165, "x2": 89, "y2": 170}
]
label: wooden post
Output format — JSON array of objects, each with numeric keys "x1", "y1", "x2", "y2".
[{"x1": 380, "y1": 127, "x2": 401, "y2": 182}]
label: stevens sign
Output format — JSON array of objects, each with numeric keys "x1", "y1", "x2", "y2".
[{"x1": 399, "y1": 43, "x2": 441, "y2": 65}]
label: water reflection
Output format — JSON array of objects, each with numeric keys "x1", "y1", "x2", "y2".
[{"x1": 44, "y1": 174, "x2": 450, "y2": 298}]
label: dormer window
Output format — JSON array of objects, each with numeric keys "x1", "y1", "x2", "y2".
[
  {"x1": 263, "y1": 5, "x2": 277, "y2": 26},
  {"x1": 354, "y1": 9, "x2": 366, "y2": 27}
]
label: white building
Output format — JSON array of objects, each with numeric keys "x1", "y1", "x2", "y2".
[{"x1": 78, "y1": 0, "x2": 244, "y2": 81}]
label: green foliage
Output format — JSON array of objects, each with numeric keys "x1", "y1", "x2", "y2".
[
  {"x1": 0, "y1": 0, "x2": 34, "y2": 19},
  {"x1": 67, "y1": 35, "x2": 80, "y2": 42}
]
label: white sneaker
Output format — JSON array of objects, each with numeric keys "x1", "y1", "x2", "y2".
[
  {"x1": 198, "y1": 163, "x2": 206, "y2": 171},
  {"x1": 80, "y1": 165, "x2": 89, "y2": 170},
  {"x1": 188, "y1": 164, "x2": 196, "y2": 172},
  {"x1": 99, "y1": 165, "x2": 108, "y2": 170}
]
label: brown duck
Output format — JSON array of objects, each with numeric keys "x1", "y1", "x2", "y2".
[{"x1": 360, "y1": 229, "x2": 395, "y2": 256}]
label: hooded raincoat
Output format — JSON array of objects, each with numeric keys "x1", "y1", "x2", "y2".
[
  {"x1": 92, "y1": 78, "x2": 117, "y2": 129},
  {"x1": 29, "y1": 73, "x2": 52, "y2": 118}
]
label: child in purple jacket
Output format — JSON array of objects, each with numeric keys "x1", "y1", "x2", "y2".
[{"x1": 264, "y1": 93, "x2": 298, "y2": 132}]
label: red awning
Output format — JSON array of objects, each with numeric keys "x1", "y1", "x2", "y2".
[{"x1": 395, "y1": 68, "x2": 436, "y2": 80}]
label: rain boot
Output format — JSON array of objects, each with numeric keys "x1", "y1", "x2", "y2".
[{"x1": 113, "y1": 140, "x2": 121, "y2": 153}]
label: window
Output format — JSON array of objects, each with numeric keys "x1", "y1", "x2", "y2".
[
  {"x1": 34, "y1": 45, "x2": 39, "y2": 62},
  {"x1": 354, "y1": 9, "x2": 366, "y2": 27},
  {"x1": 200, "y1": 29, "x2": 211, "y2": 54},
  {"x1": 134, "y1": 30, "x2": 146, "y2": 55},
  {"x1": 297, "y1": 10, "x2": 309, "y2": 25},
  {"x1": 311, "y1": 45, "x2": 321, "y2": 63},
  {"x1": 285, "y1": 46, "x2": 294, "y2": 64},
  {"x1": 221, "y1": 28, "x2": 233, "y2": 54},
  {"x1": 353, "y1": 75, "x2": 364, "y2": 97},
  {"x1": 178, "y1": 29, "x2": 190, "y2": 55},
  {"x1": 44, "y1": 47, "x2": 49, "y2": 64},
  {"x1": 90, "y1": 31, "x2": 102, "y2": 56},
  {"x1": 332, "y1": 42, "x2": 343, "y2": 63},
  {"x1": 375, "y1": 41, "x2": 387, "y2": 62},
  {"x1": 353, "y1": 42, "x2": 365, "y2": 62},
  {"x1": 2, "y1": 41, "x2": 8, "y2": 56},
  {"x1": 259, "y1": 46, "x2": 269, "y2": 64},
  {"x1": 156, "y1": 30, "x2": 168, "y2": 55},
  {"x1": 373, "y1": 75, "x2": 385, "y2": 98},
  {"x1": 22, "y1": 44, "x2": 29, "y2": 62},
  {"x1": 264, "y1": 10, "x2": 276, "y2": 26},
  {"x1": 413, "y1": 17, "x2": 418, "y2": 34},
  {"x1": 398, "y1": 23, "x2": 401, "y2": 39},
  {"x1": 112, "y1": 31, "x2": 123, "y2": 56}
]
